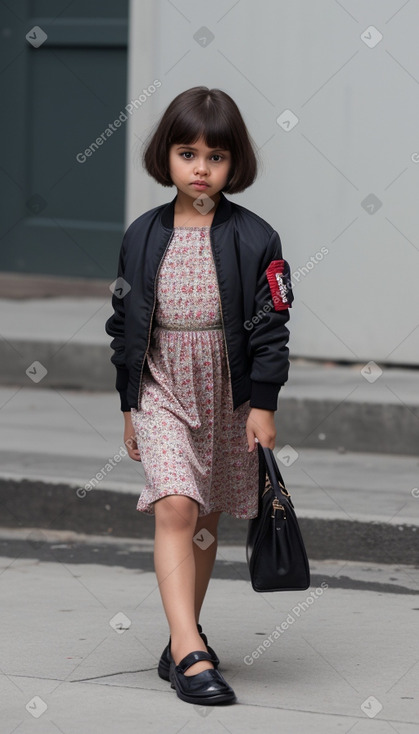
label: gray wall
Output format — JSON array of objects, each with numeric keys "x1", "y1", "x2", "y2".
[{"x1": 126, "y1": 0, "x2": 418, "y2": 366}]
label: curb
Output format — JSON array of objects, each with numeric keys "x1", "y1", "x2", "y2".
[
  {"x1": 1, "y1": 343, "x2": 418, "y2": 454},
  {"x1": 1, "y1": 478, "x2": 417, "y2": 565},
  {"x1": 278, "y1": 396, "x2": 419, "y2": 456}
]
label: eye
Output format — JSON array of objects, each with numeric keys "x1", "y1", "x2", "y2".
[
  {"x1": 180, "y1": 151, "x2": 194, "y2": 159},
  {"x1": 211, "y1": 154, "x2": 223, "y2": 162}
]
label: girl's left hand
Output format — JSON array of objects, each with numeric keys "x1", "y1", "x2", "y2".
[{"x1": 246, "y1": 407, "x2": 276, "y2": 451}]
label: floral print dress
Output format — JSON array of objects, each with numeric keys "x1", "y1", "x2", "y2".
[{"x1": 130, "y1": 226, "x2": 259, "y2": 519}]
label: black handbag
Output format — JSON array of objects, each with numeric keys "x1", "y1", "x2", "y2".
[{"x1": 246, "y1": 443, "x2": 310, "y2": 592}]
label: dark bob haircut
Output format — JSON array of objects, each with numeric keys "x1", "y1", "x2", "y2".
[{"x1": 142, "y1": 87, "x2": 259, "y2": 194}]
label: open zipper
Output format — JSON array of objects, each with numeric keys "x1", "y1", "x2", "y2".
[
  {"x1": 137, "y1": 232, "x2": 175, "y2": 409},
  {"x1": 208, "y1": 229, "x2": 233, "y2": 395}
]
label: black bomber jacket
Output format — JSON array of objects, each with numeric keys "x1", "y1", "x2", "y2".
[{"x1": 105, "y1": 191, "x2": 294, "y2": 413}]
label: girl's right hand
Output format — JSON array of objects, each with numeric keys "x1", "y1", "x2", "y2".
[{"x1": 124, "y1": 414, "x2": 141, "y2": 461}]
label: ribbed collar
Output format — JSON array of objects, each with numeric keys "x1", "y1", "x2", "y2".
[{"x1": 160, "y1": 191, "x2": 233, "y2": 230}]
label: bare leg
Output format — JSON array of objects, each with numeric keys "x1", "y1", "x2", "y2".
[
  {"x1": 193, "y1": 511, "x2": 222, "y2": 621},
  {"x1": 153, "y1": 495, "x2": 214, "y2": 676}
]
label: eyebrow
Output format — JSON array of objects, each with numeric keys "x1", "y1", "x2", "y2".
[{"x1": 175, "y1": 145, "x2": 229, "y2": 152}]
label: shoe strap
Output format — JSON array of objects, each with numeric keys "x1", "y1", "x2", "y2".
[
  {"x1": 176, "y1": 650, "x2": 217, "y2": 674},
  {"x1": 197, "y1": 623, "x2": 210, "y2": 645}
]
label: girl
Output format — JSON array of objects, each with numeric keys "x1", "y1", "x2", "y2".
[{"x1": 105, "y1": 87, "x2": 293, "y2": 706}]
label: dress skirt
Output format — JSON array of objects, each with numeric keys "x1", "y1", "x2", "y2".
[{"x1": 130, "y1": 225, "x2": 259, "y2": 519}]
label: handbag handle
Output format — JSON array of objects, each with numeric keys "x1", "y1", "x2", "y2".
[{"x1": 258, "y1": 444, "x2": 294, "y2": 506}]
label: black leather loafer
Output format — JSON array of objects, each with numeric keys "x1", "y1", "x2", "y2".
[
  {"x1": 157, "y1": 623, "x2": 220, "y2": 681},
  {"x1": 169, "y1": 650, "x2": 236, "y2": 705}
]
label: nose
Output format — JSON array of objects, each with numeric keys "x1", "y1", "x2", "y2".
[{"x1": 194, "y1": 157, "x2": 209, "y2": 175}]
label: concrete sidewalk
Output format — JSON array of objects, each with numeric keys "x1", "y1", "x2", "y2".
[
  {"x1": 1, "y1": 296, "x2": 419, "y2": 454},
  {"x1": 0, "y1": 385, "x2": 418, "y2": 565},
  {"x1": 1, "y1": 295, "x2": 418, "y2": 730},
  {"x1": 0, "y1": 385, "x2": 418, "y2": 528},
  {"x1": 1, "y1": 531, "x2": 418, "y2": 732}
]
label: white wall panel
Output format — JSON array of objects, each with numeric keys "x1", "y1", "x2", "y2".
[{"x1": 127, "y1": 0, "x2": 419, "y2": 365}]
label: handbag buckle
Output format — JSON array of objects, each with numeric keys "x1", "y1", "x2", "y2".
[{"x1": 271, "y1": 498, "x2": 286, "y2": 519}]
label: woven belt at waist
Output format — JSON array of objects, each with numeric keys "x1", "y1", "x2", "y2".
[{"x1": 155, "y1": 324, "x2": 223, "y2": 332}]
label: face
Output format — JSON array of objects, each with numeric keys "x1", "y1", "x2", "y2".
[{"x1": 168, "y1": 136, "x2": 231, "y2": 203}]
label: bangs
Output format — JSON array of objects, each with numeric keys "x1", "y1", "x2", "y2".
[{"x1": 168, "y1": 101, "x2": 235, "y2": 152}]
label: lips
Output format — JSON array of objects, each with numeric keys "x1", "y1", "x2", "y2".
[{"x1": 191, "y1": 181, "x2": 209, "y2": 187}]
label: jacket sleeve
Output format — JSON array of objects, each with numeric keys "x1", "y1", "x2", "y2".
[
  {"x1": 246, "y1": 229, "x2": 293, "y2": 411},
  {"x1": 104, "y1": 232, "x2": 131, "y2": 412}
]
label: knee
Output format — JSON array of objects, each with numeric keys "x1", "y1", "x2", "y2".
[
  {"x1": 195, "y1": 511, "x2": 222, "y2": 536},
  {"x1": 154, "y1": 495, "x2": 199, "y2": 532}
]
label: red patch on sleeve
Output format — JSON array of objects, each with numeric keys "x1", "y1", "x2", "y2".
[{"x1": 266, "y1": 260, "x2": 292, "y2": 311}]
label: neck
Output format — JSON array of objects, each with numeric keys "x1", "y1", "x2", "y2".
[
  {"x1": 174, "y1": 189, "x2": 221, "y2": 216},
  {"x1": 161, "y1": 190, "x2": 231, "y2": 230}
]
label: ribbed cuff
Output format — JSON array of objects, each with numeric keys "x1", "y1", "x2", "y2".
[
  {"x1": 249, "y1": 381, "x2": 282, "y2": 411},
  {"x1": 119, "y1": 392, "x2": 130, "y2": 412},
  {"x1": 115, "y1": 366, "x2": 130, "y2": 412}
]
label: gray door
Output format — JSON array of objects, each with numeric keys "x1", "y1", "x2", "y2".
[{"x1": 0, "y1": 0, "x2": 128, "y2": 278}]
